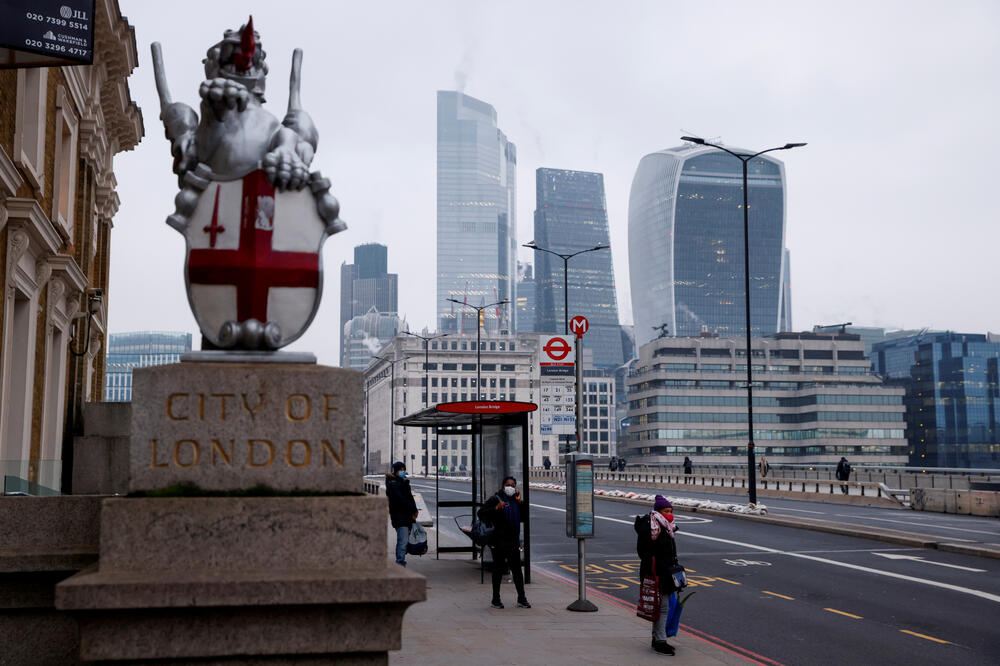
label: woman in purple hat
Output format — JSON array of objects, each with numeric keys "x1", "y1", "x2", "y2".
[{"x1": 635, "y1": 495, "x2": 679, "y2": 655}]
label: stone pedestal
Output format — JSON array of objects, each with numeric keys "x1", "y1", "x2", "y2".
[{"x1": 55, "y1": 362, "x2": 425, "y2": 663}]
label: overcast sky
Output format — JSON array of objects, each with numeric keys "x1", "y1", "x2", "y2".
[{"x1": 109, "y1": 0, "x2": 1000, "y2": 365}]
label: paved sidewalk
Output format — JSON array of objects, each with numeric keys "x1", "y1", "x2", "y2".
[{"x1": 391, "y1": 528, "x2": 747, "y2": 665}]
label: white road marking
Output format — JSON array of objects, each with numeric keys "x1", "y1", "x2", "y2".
[
  {"x1": 873, "y1": 552, "x2": 988, "y2": 572},
  {"x1": 833, "y1": 514, "x2": 1000, "y2": 537},
  {"x1": 528, "y1": 502, "x2": 1000, "y2": 605}
]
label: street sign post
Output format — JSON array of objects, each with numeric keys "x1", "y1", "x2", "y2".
[{"x1": 565, "y1": 452, "x2": 597, "y2": 612}]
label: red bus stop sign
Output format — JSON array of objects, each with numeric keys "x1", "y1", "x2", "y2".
[{"x1": 570, "y1": 315, "x2": 589, "y2": 338}]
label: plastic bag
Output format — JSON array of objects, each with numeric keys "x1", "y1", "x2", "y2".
[{"x1": 407, "y1": 523, "x2": 428, "y2": 556}]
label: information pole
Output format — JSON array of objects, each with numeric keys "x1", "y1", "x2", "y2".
[{"x1": 565, "y1": 453, "x2": 596, "y2": 611}]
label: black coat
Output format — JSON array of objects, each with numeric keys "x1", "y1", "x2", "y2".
[
  {"x1": 385, "y1": 474, "x2": 417, "y2": 528},
  {"x1": 836, "y1": 460, "x2": 852, "y2": 481},
  {"x1": 478, "y1": 492, "x2": 524, "y2": 546},
  {"x1": 635, "y1": 514, "x2": 679, "y2": 593}
]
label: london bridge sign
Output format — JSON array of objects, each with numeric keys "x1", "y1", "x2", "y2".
[{"x1": 129, "y1": 362, "x2": 362, "y2": 494}]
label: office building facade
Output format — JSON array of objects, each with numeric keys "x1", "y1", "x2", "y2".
[
  {"x1": 436, "y1": 91, "x2": 517, "y2": 335},
  {"x1": 534, "y1": 168, "x2": 625, "y2": 368},
  {"x1": 624, "y1": 333, "x2": 907, "y2": 465},
  {"x1": 515, "y1": 261, "x2": 536, "y2": 333},
  {"x1": 340, "y1": 243, "x2": 398, "y2": 367},
  {"x1": 364, "y1": 333, "x2": 615, "y2": 473},
  {"x1": 342, "y1": 308, "x2": 404, "y2": 372},
  {"x1": 628, "y1": 144, "x2": 792, "y2": 348},
  {"x1": 872, "y1": 332, "x2": 1000, "y2": 468},
  {"x1": 104, "y1": 332, "x2": 193, "y2": 402}
]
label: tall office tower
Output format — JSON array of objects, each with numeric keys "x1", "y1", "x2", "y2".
[
  {"x1": 515, "y1": 261, "x2": 536, "y2": 333},
  {"x1": 340, "y1": 243, "x2": 398, "y2": 366},
  {"x1": 534, "y1": 168, "x2": 624, "y2": 368},
  {"x1": 628, "y1": 144, "x2": 792, "y2": 348},
  {"x1": 872, "y1": 331, "x2": 1000, "y2": 468},
  {"x1": 436, "y1": 91, "x2": 517, "y2": 335}
]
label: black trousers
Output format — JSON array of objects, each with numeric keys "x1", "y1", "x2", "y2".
[{"x1": 490, "y1": 541, "x2": 526, "y2": 601}]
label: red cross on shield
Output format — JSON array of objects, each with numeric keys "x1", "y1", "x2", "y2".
[{"x1": 184, "y1": 170, "x2": 327, "y2": 348}]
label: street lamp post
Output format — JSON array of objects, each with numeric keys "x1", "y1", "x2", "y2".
[
  {"x1": 372, "y1": 353, "x2": 399, "y2": 466},
  {"x1": 680, "y1": 136, "x2": 806, "y2": 505},
  {"x1": 403, "y1": 330, "x2": 448, "y2": 475},
  {"x1": 522, "y1": 242, "x2": 609, "y2": 335},
  {"x1": 446, "y1": 298, "x2": 509, "y2": 402}
]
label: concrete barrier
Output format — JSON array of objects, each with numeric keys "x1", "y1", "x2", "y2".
[{"x1": 910, "y1": 488, "x2": 1000, "y2": 516}]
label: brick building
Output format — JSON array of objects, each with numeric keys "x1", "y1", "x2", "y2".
[{"x1": 0, "y1": 0, "x2": 143, "y2": 492}]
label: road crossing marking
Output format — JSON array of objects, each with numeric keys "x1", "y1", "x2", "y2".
[
  {"x1": 713, "y1": 577, "x2": 742, "y2": 585},
  {"x1": 762, "y1": 591, "x2": 794, "y2": 600},
  {"x1": 899, "y1": 629, "x2": 950, "y2": 644},
  {"x1": 824, "y1": 608, "x2": 862, "y2": 619}
]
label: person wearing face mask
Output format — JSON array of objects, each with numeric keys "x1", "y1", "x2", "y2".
[
  {"x1": 635, "y1": 495, "x2": 680, "y2": 655},
  {"x1": 386, "y1": 461, "x2": 418, "y2": 567},
  {"x1": 478, "y1": 476, "x2": 530, "y2": 609}
]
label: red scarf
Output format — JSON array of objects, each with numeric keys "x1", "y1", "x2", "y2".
[{"x1": 650, "y1": 510, "x2": 675, "y2": 539}]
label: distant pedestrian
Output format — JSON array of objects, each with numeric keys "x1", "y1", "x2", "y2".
[
  {"x1": 618, "y1": 457, "x2": 627, "y2": 472},
  {"x1": 635, "y1": 495, "x2": 681, "y2": 656},
  {"x1": 609, "y1": 456, "x2": 618, "y2": 472},
  {"x1": 386, "y1": 462, "x2": 418, "y2": 567},
  {"x1": 759, "y1": 456, "x2": 770, "y2": 479},
  {"x1": 836, "y1": 457, "x2": 852, "y2": 494},
  {"x1": 683, "y1": 456, "x2": 693, "y2": 482},
  {"x1": 543, "y1": 457, "x2": 552, "y2": 470},
  {"x1": 478, "y1": 476, "x2": 530, "y2": 609}
]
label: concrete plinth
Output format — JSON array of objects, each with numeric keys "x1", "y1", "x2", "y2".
[
  {"x1": 0, "y1": 496, "x2": 104, "y2": 665},
  {"x1": 56, "y1": 496, "x2": 425, "y2": 663}
]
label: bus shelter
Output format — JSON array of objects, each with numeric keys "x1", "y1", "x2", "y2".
[{"x1": 394, "y1": 400, "x2": 536, "y2": 583}]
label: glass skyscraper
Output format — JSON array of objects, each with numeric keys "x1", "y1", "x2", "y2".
[
  {"x1": 104, "y1": 331, "x2": 192, "y2": 402},
  {"x1": 628, "y1": 144, "x2": 792, "y2": 348},
  {"x1": 436, "y1": 91, "x2": 517, "y2": 335},
  {"x1": 340, "y1": 243, "x2": 398, "y2": 367},
  {"x1": 534, "y1": 168, "x2": 625, "y2": 368},
  {"x1": 515, "y1": 261, "x2": 536, "y2": 333},
  {"x1": 872, "y1": 332, "x2": 1000, "y2": 468}
]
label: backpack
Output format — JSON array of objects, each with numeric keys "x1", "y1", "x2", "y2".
[{"x1": 634, "y1": 514, "x2": 653, "y2": 560}]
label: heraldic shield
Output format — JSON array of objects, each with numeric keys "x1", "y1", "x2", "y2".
[{"x1": 184, "y1": 169, "x2": 328, "y2": 350}]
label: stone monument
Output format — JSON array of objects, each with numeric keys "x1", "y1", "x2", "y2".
[{"x1": 55, "y1": 18, "x2": 424, "y2": 663}]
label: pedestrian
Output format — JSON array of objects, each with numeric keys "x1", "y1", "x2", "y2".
[
  {"x1": 618, "y1": 457, "x2": 627, "y2": 472},
  {"x1": 683, "y1": 456, "x2": 692, "y2": 482},
  {"x1": 609, "y1": 456, "x2": 618, "y2": 472},
  {"x1": 759, "y1": 456, "x2": 769, "y2": 479},
  {"x1": 836, "y1": 456, "x2": 852, "y2": 494},
  {"x1": 635, "y1": 495, "x2": 680, "y2": 656},
  {"x1": 477, "y1": 476, "x2": 530, "y2": 609},
  {"x1": 543, "y1": 457, "x2": 552, "y2": 471},
  {"x1": 386, "y1": 462, "x2": 418, "y2": 567}
]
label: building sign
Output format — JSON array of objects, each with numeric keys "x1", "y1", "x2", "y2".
[
  {"x1": 0, "y1": 0, "x2": 95, "y2": 68},
  {"x1": 570, "y1": 315, "x2": 589, "y2": 337},
  {"x1": 539, "y1": 335, "x2": 575, "y2": 376},
  {"x1": 437, "y1": 400, "x2": 537, "y2": 414}
]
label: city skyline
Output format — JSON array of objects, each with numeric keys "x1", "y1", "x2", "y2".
[{"x1": 103, "y1": 2, "x2": 1000, "y2": 365}]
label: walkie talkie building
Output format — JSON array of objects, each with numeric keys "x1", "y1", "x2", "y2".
[{"x1": 628, "y1": 144, "x2": 792, "y2": 348}]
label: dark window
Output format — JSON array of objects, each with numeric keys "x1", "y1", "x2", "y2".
[
  {"x1": 442, "y1": 363, "x2": 458, "y2": 371},
  {"x1": 770, "y1": 349, "x2": 800, "y2": 359},
  {"x1": 700, "y1": 348, "x2": 732, "y2": 357},
  {"x1": 481, "y1": 364, "x2": 496, "y2": 371},
  {"x1": 461, "y1": 363, "x2": 476, "y2": 371},
  {"x1": 500, "y1": 364, "x2": 516, "y2": 372},
  {"x1": 837, "y1": 350, "x2": 865, "y2": 360},
  {"x1": 424, "y1": 363, "x2": 438, "y2": 370},
  {"x1": 654, "y1": 347, "x2": 696, "y2": 357},
  {"x1": 804, "y1": 350, "x2": 833, "y2": 360}
]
